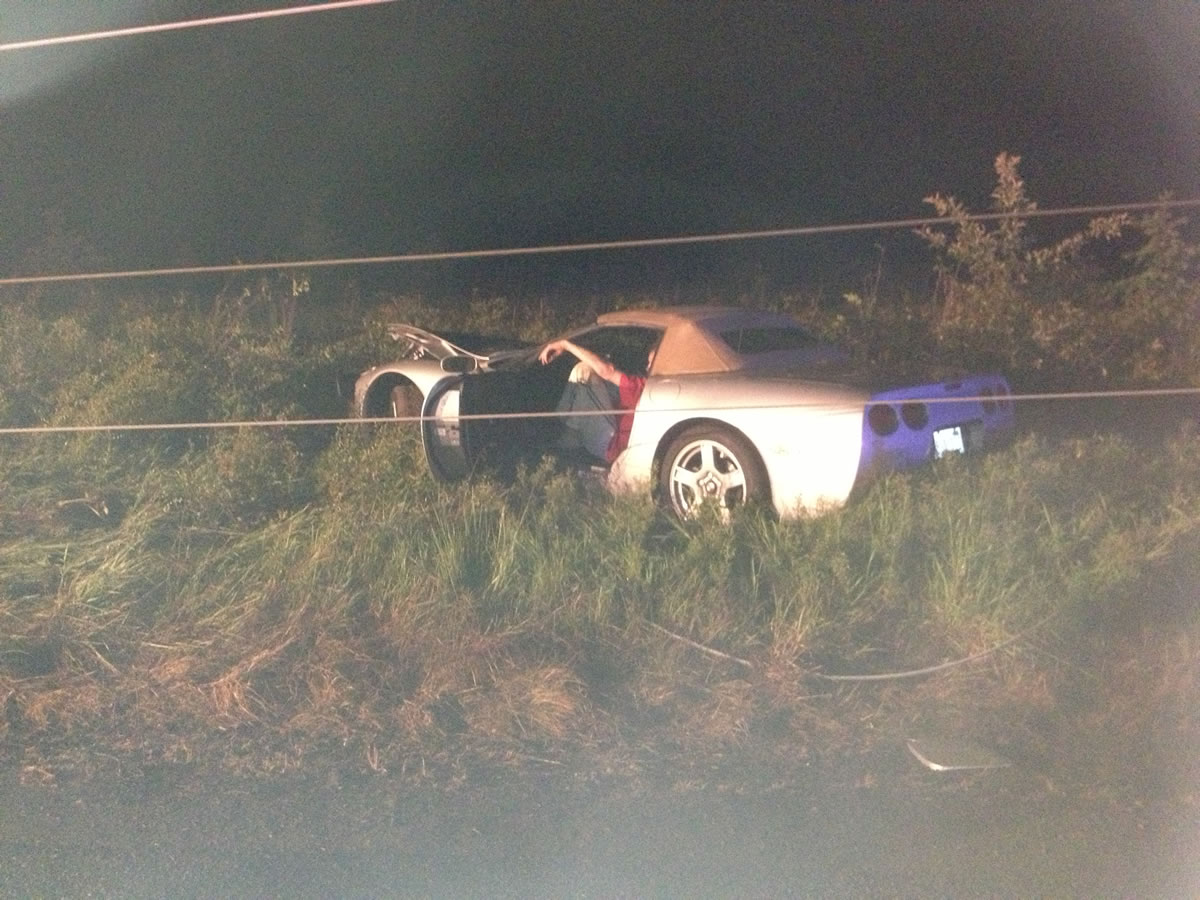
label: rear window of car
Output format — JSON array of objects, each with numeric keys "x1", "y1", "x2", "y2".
[{"x1": 718, "y1": 325, "x2": 822, "y2": 356}]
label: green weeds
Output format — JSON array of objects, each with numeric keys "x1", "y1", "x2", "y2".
[
  {"x1": 3, "y1": 414, "x2": 1196, "y2": 788},
  {"x1": 1, "y1": 179, "x2": 1197, "y2": 791}
]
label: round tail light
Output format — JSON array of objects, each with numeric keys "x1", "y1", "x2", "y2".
[
  {"x1": 900, "y1": 402, "x2": 929, "y2": 430},
  {"x1": 868, "y1": 403, "x2": 899, "y2": 436}
]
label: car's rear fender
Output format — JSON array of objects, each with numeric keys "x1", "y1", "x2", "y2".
[
  {"x1": 613, "y1": 375, "x2": 867, "y2": 517},
  {"x1": 648, "y1": 416, "x2": 766, "y2": 489}
]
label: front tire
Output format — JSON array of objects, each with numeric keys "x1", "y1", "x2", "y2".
[
  {"x1": 390, "y1": 383, "x2": 423, "y2": 419},
  {"x1": 659, "y1": 425, "x2": 768, "y2": 520}
]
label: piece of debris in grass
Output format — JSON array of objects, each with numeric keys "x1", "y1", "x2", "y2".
[
  {"x1": 56, "y1": 496, "x2": 109, "y2": 517},
  {"x1": 906, "y1": 736, "x2": 1012, "y2": 772}
]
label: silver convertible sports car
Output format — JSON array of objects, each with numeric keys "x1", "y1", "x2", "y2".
[{"x1": 354, "y1": 306, "x2": 1015, "y2": 520}]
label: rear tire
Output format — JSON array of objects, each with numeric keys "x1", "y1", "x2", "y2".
[{"x1": 659, "y1": 425, "x2": 768, "y2": 520}]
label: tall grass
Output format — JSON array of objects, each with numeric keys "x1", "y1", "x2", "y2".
[
  {"x1": 2, "y1": 255, "x2": 1198, "y2": 787},
  {"x1": 3, "y1": 405, "x2": 1197, "y2": 779}
]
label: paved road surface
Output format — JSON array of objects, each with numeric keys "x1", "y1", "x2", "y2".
[{"x1": 2, "y1": 757, "x2": 1196, "y2": 898}]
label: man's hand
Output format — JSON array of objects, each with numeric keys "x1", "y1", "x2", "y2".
[
  {"x1": 538, "y1": 338, "x2": 619, "y2": 384},
  {"x1": 538, "y1": 339, "x2": 569, "y2": 365}
]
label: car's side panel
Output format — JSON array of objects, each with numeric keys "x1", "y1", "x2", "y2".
[
  {"x1": 750, "y1": 401, "x2": 866, "y2": 517},
  {"x1": 608, "y1": 374, "x2": 869, "y2": 518}
]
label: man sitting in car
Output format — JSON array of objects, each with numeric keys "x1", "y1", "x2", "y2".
[{"x1": 538, "y1": 338, "x2": 654, "y2": 465}]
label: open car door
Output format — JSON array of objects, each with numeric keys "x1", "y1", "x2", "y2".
[
  {"x1": 420, "y1": 376, "x2": 471, "y2": 482},
  {"x1": 420, "y1": 363, "x2": 572, "y2": 482}
]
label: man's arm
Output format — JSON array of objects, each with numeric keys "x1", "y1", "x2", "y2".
[{"x1": 538, "y1": 339, "x2": 621, "y2": 385}]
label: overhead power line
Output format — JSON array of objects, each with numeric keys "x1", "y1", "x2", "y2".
[
  {"x1": 2, "y1": 199, "x2": 1198, "y2": 287},
  {"x1": 0, "y1": 0, "x2": 398, "y2": 52},
  {"x1": 1, "y1": 387, "x2": 1196, "y2": 437}
]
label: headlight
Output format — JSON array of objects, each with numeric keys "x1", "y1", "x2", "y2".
[{"x1": 434, "y1": 389, "x2": 461, "y2": 446}]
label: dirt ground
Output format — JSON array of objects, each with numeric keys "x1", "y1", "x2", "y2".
[{"x1": 2, "y1": 745, "x2": 1197, "y2": 899}]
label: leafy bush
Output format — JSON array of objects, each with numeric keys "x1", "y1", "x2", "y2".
[
  {"x1": 919, "y1": 153, "x2": 1199, "y2": 386},
  {"x1": 1102, "y1": 206, "x2": 1200, "y2": 383}
]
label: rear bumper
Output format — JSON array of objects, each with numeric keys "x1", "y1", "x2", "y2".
[{"x1": 857, "y1": 375, "x2": 1016, "y2": 476}]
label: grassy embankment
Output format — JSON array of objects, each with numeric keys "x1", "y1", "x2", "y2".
[{"x1": 1, "y1": 160, "x2": 1198, "y2": 805}]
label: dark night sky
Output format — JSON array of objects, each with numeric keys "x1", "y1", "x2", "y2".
[{"x1": 2, "y1": 1, "x2": 1198, "y2": 294}]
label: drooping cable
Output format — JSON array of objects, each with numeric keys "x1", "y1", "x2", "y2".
[
  {"x1": 0, "y1": 0, "x2": 398, "y2": 52},
  {"x1": 2, "y1": 199, "x2": 1198, "y2": 287}
]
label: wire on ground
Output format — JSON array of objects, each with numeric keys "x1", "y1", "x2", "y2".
[{"x1": 648, "y1": 610, "x2": 1060, "y2": 681}]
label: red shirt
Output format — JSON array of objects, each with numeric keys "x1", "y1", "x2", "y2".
[{"x1": 605, "y1": 373, "x2": 647, "y2": 463}]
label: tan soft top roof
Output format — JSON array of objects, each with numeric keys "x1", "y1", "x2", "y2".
[{"x1": 596, "y1": 306, "x2": 802, "y2": 375}]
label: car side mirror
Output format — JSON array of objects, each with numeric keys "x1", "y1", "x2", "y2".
[{"x1": 441, "y1": 355, "x2": 477, "y2": 374}]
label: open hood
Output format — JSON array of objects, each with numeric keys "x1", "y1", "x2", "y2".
[
  {"x1": 385, "y1": 324, "x2": 531, "y2": 365},
  {"x1": 385, "y1": 324, "x2": 491, "y2": 363}
]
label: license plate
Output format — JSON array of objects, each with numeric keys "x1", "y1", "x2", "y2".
[
  {"x1": 933, "y1": 422, "x2": 982, "y2": 457},
  {"x1": 933, "y1": 425, "x2": 966, "y2": 457}
]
